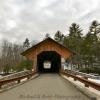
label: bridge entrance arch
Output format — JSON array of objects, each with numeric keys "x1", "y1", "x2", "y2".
[{"x1": 37, "y1": 51, "x2": 61, "y2": 73}]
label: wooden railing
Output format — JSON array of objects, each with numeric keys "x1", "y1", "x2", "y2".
[
  {"x1": 0, "y1": 70, "x2": 32, "y2": 81},
  {"x1": 0, "y1": 70, "x2": 37, "y2": 89},
  {"x1": 61, "y1": 70, "x2": 100, "y2": 91},
  {"x1": 64, "y1": 69, "x2": 100, "y2": 79}
]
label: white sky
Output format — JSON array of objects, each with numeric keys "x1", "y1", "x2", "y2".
[{"x1": 0, "y1": 0, "x2": 100, "y2": 43}]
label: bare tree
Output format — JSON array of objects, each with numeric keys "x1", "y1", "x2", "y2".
[{"x1": 0, "y1": 40, "x2": 25, "y2": 74}]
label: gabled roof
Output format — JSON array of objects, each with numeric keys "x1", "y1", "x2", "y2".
[{"x1": 21, "y1": 37, "x2": 75, "y2": 56}]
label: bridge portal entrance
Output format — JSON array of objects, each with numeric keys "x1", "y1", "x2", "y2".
[{"x1": 37, "y1": 51, "x2": 61, "y2": 73}]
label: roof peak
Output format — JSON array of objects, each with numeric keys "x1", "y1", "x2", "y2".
[{"x1": 21, "y1": 36, "x2": 75, "y2": 56}]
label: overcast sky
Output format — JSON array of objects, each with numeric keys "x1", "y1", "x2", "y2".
[{"x1": 0, "y1": 0, "x2": 100, "y2": 43}]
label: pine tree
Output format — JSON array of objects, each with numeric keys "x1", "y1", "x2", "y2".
[
  {"x1": 89, "y1": 20, "x2": 100, "y2": 44},
  {"x1": 68, "y1": 23, "x2": 83, "y2": 52},
  {"x1": 45, "y1": 33, "x2": 50, "y2": 38},
  {"x1": 23, "y1": 38, "x2": 32, "y2": 70},
  {"x1": 69, "y1": 23, "x2": 82, "y2": 38},
  {"x1": 82, "y1": 20, "x2": 100, "y2": 67},
  {"x1": 67, "y1": 23, "x2": 83, "y2": 68},
  {"x1": 23, "y1": 38, "x2": 30, "y2": 49},
  {"x1": 54, "y1": 30, "x2": 64, "y2": 43}
]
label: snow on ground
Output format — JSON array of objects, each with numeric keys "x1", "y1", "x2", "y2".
[
  {"x1": 88, "y1": 78, "x2": 100, "y2": 84},
  {"x1": 76, "y1": 75, "x2": 100, "y2": 84},
  {"x1": 62, "y1": 75, "x2": 100, "y2": 98},
  {"x1": 21, "y1": 78, "x2": 27, "y2": 82},
  {"x1": 0, "y1": 75, "x2": 2, "y2": 78}
]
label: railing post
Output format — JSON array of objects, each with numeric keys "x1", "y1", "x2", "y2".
[
  {"x1": 27, "y1": 76, "x2": 30, "y2": 80},
  {"x1": 85, "y1": 84, "x2": 89, "y2": 87},
  {"x1": 91, "y1": 97, "x2": 97, "y2": 100},
  {"x1": 74, "y1": 78, "x2": 77, "y2": 81},
  {"x1": 83, "y1": 76, "x2": 88, "y2": 80},
  {"x1": 65, "y1": 72, "x2": 70, "y2": 77},
  {"x1": 0, "y1": 84, "x2": 2, "y2": 89},
  {"x1": 73, "y1": 73, "x2": 77, "y2": 81},
  {"x1": 17, "y1": 80, "x2": 20, "y2": 83},
  {"x1": 83, "y1": 76, "x2": 89, "y2": 87}
]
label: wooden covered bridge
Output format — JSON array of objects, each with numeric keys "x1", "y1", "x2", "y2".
[
  {"x1": 21, "y1": 37, "x2": 74, "y2": 73},
  {"x1": 0, "y1": 37, "x2": 100, "y2": 100}
]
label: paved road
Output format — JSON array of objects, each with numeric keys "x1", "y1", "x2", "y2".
[{"x1": 0, "y1": 74, "x2": 90, "y2": 100}]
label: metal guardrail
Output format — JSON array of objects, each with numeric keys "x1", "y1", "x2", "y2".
[
  {"x1": 0, "y1": 70, "x2": 37, "y2": 89},
  {"x1": 61, "y1": 70, "x2": 100, "y2": 91}
]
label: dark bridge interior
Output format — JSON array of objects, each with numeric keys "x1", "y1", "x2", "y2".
[{"x1": 37, "y1": 51, "x2": 61, "y2": 73}]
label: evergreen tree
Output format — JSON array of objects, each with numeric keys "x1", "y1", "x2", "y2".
[
  {"x1": 23, "y1": 38, "x2": 32, "y2": 70},
  {"x1": 54, "y1": 30, "x2": 64, "y2": 43},
  {"x1": 69, "y1": 23, "x2": 82, "y2": 38},
  {"x1": 54, "y1": 21, "x2": 100, "y2": 70},
  {"x1": 68, "y1": 23, "x2": 83, "y2": 68},
  {"x1": 68, "y1": 23, "x2": 83, "y2": 53},
  {"x1": 82, "y1": 20, "x2": 100, "y2": 67},
  {"x1": 45, "y1": 33, "x2": 50, "y2": 38},
  {"x1": 90, "y1": 20, "x2": 100, "y2": 35},
  {"x1": 23, "y1": 38, "x2": 30, "y2": 49}
]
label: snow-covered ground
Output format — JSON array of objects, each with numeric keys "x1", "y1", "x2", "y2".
[
  {"x1": 21, "y1": 78, "x2": 27, "y2": 82},
  {"x1": 0, "y1": 75, "x2": 2, "y2": 78},
  {"x1": 76, "y1": 75, "x2": 100, "y2": 84},
  {"x1": 88, "y1": 78, "x2": 100, "y2": 84},
  {"x1": 62, "y1": 75, "x2": 100, "y2": 99}
]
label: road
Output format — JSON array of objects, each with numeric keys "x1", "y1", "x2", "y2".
[{"x1": 0, "y1": 74, "x2": 90, "y2": 100}]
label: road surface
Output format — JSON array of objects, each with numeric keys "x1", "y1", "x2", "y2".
[{"x1": 0, "y1": 74, "x2": 90, "y2": 100}]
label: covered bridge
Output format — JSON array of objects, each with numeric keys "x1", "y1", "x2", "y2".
[{"x1": 21, "y1": 37, "x2": 75, "y2": 73}]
